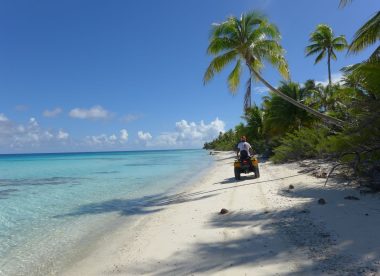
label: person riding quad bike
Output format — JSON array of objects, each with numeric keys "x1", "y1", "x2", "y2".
[
  {"x1": 236, "y1": 136, "x2": 254, "y2": 168},
  {"x1": 234, "y1": 136, "x2": 260, "y2": 180}
]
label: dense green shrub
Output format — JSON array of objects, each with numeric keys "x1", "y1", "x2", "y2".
[{"x1": 270, "y1": 127, "x2": 329, "y2": 163}]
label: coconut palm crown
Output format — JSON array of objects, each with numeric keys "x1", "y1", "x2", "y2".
[
  {"x1": 305, "y1": 24, "x2": 347, "y2": 86},
  {"x1": 204, "y1": 11, "x2": 343, "y2": 126},
  {"x1": 203, "y1": 11, "x2": 289, "y2": 111}
]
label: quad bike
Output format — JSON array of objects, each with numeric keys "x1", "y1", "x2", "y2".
[{"x1": 234, "y1": 155, "x2": 260, "y2": 180}]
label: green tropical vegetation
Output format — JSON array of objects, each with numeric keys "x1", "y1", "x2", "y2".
[
  {"x1": 203, "y1": 11, "x2": 343, "y2": 126},
  {"x1": 305, "y1": 24, "x2": 347, "y2": 86},
  {"x1": 349, "y1": 11, "x2": 380, "y2": 62},
  {"x1": 204, "y1": 5, "x2": 380, "y2": 189},
  {"x1": 203, "y1": 11, "x2": 289, "y2": 111}
]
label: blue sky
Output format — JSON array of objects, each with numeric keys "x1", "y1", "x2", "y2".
[{"x1": 0, "y1": 0, "x2": 378, "y2": 153}]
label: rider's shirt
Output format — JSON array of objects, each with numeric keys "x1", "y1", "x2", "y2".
[{"x1": 237, "y1": 141, "x2": 252, "y2": 156}]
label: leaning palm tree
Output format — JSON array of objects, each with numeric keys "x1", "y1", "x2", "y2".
[
  {"x1": 305, "y1": 24, "x2": 348, "y2": 86},
  {"x1": 204, "y1": 11, "x2": 343, "y2": 126},
  {"x1": 349, "y1": 11, "x2": 380, "y2": 62},
  {"x1": 204, "y1": 11, "x2": 286, "y2": 111}
]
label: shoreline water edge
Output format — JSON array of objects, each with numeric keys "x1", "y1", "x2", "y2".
[
  {"x1": 64, "y1": 151, "x2": 380, "y2": 275},
  {"x1": 0, "y1": 149, "x2": 213, "y2": 276},
  {"x1": 1, "y1": 151, "x2": 379, "y2": 275}
]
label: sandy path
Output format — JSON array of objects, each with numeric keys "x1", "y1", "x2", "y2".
[{"x1": 63, "y1": 152, "x2": 380, "y2": 276}]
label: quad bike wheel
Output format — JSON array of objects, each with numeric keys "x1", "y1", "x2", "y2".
[
  {"x1": 234, "y1": 167, "x2": 241, "y2": 180},
  {"x1": 254, "y1": 166, "x2": 260, "y2": 178}
]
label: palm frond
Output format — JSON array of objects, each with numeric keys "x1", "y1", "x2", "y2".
[
  {"x1": 306, "y1": 24, "x2": 346, "y2": 67},
  {"x1": 332, "y1": 35, "x2": 348, "y2": 44},
  {"x1": 332, "y1": 43, "x2": 348, "y2": 51},
  {"x1": 249, "y1": 21, "x2": 280, "y2": 42},
  {"x1": 276, "y1": 56, "x2": 290, "y2": 80},
  {"x1": 207, "y1": 37, "x2": 238, "y2": 55},
  {"x1": 210, "y1": 19, "x2": 236, "y2": 39},
  {"x1": 242, "y1": 11, "x2": 265, "y2": 32},
  {"x1": 314, "y1": 24, "x2": 333, "y2": 39},
  {"x1": 262, "y1": 81, "x2": 314, "y2": 135},
  {"x1": 368, "y1": 45, "x2": 380, "y2": 63},
  {"x1": 228, "y1": 60, "x2": 242, "y2": 92},
  {"x1": 306, "y1": 48, "x2": 323, "y2": 57},
  {"x1": 332, "y1": 36, "x2": 348, "y2": 50},
  {"x1": 314, "y1": 49, "x2": 326, "y2": 64},
  {"x1": 306, "y1": 43, "x2": 323, "y2": 52},
  {"x1": 349, "y1": 11, "x2": 380, "y2": 54},
  {"x1": 342, "y1": 62, "x2": 380, "y2": 93},
  {"x1": 253, "y1": 39, "x2": 280, "y2": 55},
  {"x1": 247, "y1": 38, "x2": 289, "y2": 80},
  {"x1": 203, "y1": 50, "x2": 238, "y2": 84}
]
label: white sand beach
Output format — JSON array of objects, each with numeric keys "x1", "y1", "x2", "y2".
[{"x1": 63, "y1": 152, "x2": 380, "y2": 275}]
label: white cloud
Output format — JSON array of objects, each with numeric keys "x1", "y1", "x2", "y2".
[
  {"x1": 29, "y1": 117, "x2": 39, "y2": 128},
  {"x1": 109, "y1": 134, "x2": 117, "y2": 142},
  {"x1": 0, "y1": 113, "x2": 9, "y2": 122},
  {"x1": 57, "y1": 130, "x2": 69, "y2": 140},
  {"x1": 69, "y1": 105, "x2": 111, "y2": 119},
  {"x1": 120, "y1": 129, "x2": 129, "y2": 142},
  {"x1": 0, "y1": 113, "x2": 132, "y2": 152},
  {"x1": 0, "y1": 114, "x2": 225, "y2": 152},
  {"x1": 84, "y1": 129, "x2": 129, "y2": 147},
  {"x1": 154, "y1": 132, "x2": 178, "y2": 147},
  {"x1": 0, "y1": 116, "x2": 71, "y2": 151},
  {"x1": 137, "y1": 131, "x2": 152, "y2": 143},
  {"x1": 44, "y1": 131, "x2": 54, "y2": 140},
  {"x1": 316, "y1": 73, "x2": 343, "y2": 86},
  {"x1": 85, "y1": 134, "x2": 118, "y2": 146},
  {"x1": 150, "y1": 118, "x2": 225, "y2": 148},
  {"x1": 43, "y1": 107, "x2": 63, "y2": 118}
]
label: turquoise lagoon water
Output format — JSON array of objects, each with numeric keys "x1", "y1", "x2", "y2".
[{"x1": 0, "y1": 149, "x2": 212, "y2": 275}]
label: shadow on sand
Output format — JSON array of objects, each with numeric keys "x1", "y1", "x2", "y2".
[
  {"x1": 57, "y1": 172, "x2": 318, "y2": 219},
  {"x1": 57, "y1": 171, "x2": 379, "y2": 275},
  {"x1": 113, "y1": 183, "x2": 379, "y2": 275},
  {"x1": 55, "y1": 190, "x2": 218, "y2": 219}
]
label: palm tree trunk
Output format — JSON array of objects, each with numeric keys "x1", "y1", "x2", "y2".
[
  {"x1": 249, "y1": 67, "x2": 343, "y2": 127},
  {"x1": 328, "y1": 50, "x2": 332, "y2": 86},
  {"x1": 244, "y1": 77, "x2": 252, "y2": 111}
]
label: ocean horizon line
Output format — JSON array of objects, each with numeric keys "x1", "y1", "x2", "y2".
[{"x1": 0, "y1": 148, "x2": 204, "y2": 157}]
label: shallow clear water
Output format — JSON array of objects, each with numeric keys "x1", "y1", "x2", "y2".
[{"x1": 0, "y1": 149, "x2": 212, "y2": 275}]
